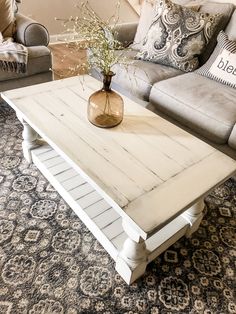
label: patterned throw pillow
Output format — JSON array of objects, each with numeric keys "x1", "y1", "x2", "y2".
[
  {"x1": 196, "y1": 31, "x2": 236, "y2": 88},
  {"x1": 136, "y1": 0, "x2": 222, "y2": 72},
  {"x1": 132, "y1": 0, "x2": 201, "y2": 51}
]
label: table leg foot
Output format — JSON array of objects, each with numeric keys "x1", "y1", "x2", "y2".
[
  {"x1": 115, "y1": 219, "x2": 148, "y2": 284},
  {"x1": 182, "y1": 198, "x2": 205, "y2": 238}
]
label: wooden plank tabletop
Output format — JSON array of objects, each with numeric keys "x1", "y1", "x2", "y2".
[{"x1": 2, "y1": 75, "x2": 236, "y2": 238}]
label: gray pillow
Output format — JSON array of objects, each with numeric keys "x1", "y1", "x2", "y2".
[
  {"x1": 198, "y1": 2, "x2": 234, "y2": 64},
  {"x1": 196, "y1": 31, "x2": 236, "y2": 89},
  {"x1": 136, "y1": 0, "x2": 222, "y2": 72}
]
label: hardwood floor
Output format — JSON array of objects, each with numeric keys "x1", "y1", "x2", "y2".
[{"x1": 49, "y1": 43, "x2": 87, "y2": 80}]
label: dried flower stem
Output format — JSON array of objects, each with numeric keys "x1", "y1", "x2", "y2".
[{"x1": 55, "y1": 0, "x2": 132, "y2": 77}]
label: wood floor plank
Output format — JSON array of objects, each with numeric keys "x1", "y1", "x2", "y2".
[{"x1": 49, "y1": 43, "x2": 87, "y2": 80}]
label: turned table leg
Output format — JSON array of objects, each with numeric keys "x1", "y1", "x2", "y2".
[
  {"x1": 17, "y1": 113, "x2": 39, "y2": 163},
  {"x1": 182, "y1": 198, "x2": 205, "y2": 238},
  {"x1": 115, "y1": 219, "x2": 148, "y2": 284}
]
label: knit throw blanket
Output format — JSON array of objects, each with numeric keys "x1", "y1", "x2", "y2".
[{"x1": 0, "y1": 32, "x2": 28, "y2": 73}]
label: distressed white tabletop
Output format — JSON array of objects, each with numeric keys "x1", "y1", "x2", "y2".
[{"x1": 2, "y1": 75, "x2": 236, "y2": 238}]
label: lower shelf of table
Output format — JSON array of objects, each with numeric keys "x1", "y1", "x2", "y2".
[{"x1": 31, "y1": 143, "x2": 190, "y2": 276}]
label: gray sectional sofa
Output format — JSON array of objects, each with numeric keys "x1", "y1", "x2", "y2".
[
  {"x1": 109, "y1": 1, "x2": 236, "y2": 158},
  {"x1": 0, "y1": 12, "x2": 52, "y2": 93}
]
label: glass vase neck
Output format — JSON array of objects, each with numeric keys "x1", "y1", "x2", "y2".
[{"x1": 102, "y1": 71, "x2": 115, "y2": 91}]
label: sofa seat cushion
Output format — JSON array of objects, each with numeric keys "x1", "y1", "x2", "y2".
[
  {"x1": 0, "y1": 45, "x2": 51, "y2": 81},
  {"x1": 150, "y1": 72, "x2": 236, "y2": 144},
  {"x1": 112, "y1": 50, "x2": 183, "y2": 101}
]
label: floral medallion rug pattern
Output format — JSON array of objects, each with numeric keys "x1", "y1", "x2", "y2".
[{"x1": 0, "y1": 103, "x2": 235, "y2": 314}]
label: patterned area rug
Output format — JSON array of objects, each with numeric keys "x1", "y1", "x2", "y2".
[{"x1": 0, "y1": 103, "x2": 235, "y2": 314}]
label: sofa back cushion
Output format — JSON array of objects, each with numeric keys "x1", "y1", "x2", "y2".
[
  {"x1": 206, "y1": 0, "x2": 236, "y2": 4},
  {"x1": 132, "y1": 0, "x2": 155, "y2": 50},
  {"x1": 0, "y1": 0, "x2": 16, "y2": 38},
  {"x1": 198, "y1": 1, "x2": 234, "y2": 64},
  {"x1": 225, "y1": 9, "x2": 236, "y2": 40}
]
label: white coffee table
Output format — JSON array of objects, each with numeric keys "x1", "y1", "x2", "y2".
[{"x1": 2, "y1": 75, "x2": 236, "y2": 284}]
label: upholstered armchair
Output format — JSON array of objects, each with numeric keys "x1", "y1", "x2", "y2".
[{"x1": 0, "y1": 8, "x2": 53, "y2": 93}]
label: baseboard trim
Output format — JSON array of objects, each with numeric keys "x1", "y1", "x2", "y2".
[{"x1": 49, "y1": 32, "x2": 82, "y2": 44}]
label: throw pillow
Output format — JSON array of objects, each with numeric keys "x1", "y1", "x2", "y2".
[
  {"x1": 198, "y1": 2, "x2": 234, "y2": 65},
  {"x1": 0, "y1": 0, "x2": 16, "y2": 38},
  {"x1": 136, "y1": 0, "x2": 222, "y2": 72},
  {"x1": 196, "y1": 31, "x2": 236, "y2": 88},
  {"x1": 132, "y1": 0, "x2": 201, "y2": 51}
]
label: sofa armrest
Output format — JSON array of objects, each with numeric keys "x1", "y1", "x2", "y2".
[
  {"x1": 114, "y1": 22, "x2": 138, "y2": 47},
  {"x1": 15, "y1": 13, "x2": 49, "y2": 47},
  {"x1": 228, "y1": 124, "x2": 236, "y2": 150}
]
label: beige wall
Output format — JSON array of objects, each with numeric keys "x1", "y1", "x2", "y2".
[{"x1": 19, "y1": 0, "x2": 138, "y2": 35}]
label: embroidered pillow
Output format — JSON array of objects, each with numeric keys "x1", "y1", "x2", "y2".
[
  {"x1": 196, "y1": 31, "x2": 236, "y2": 88},
  {"x1": 136, "y1": 0, "x2": 222, "y2": 72},
  {"x1": 132, "y1": 0, "x2": 201, "y2": 51},
  {"x1": 0, "y1": 0, "x2": 16, "y2": 38}
]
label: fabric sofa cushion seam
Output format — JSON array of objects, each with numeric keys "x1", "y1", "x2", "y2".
[
  {"x1": 2, "y1": 71, "x2": 51, "y2": 83},
  {"x1": 29, "y1": 54, "x2": 51, "y2": 60}
]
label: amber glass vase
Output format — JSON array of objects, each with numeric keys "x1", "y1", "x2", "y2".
[{"x1": 88, "y1": 72, "x2": 124, "y2": 128}]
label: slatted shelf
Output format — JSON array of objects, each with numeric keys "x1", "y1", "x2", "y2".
[
  {"x1": 49, "y1": 161, "x2": 72, "y2": 176},
  {"x1": 93, "y1": 208, "x2": 120, "y2": 229},
  {"x1": 102, "y1": 218, "x2": 124, "y2": 240},
  {"x1": 84, "y1": 199, "x2": 112, "y2": 219},
  {"x1": 62, "y1": 175, "x2": 86, "y2": 191},
  {"x1": 30, "y1": 142, "x2": 202, "y2": 285},
  {"x1": 76, "y1": 190, "x2": 103, "y2": 209},
  {"x1": 31, "y1": 144, "x2": 128, "y2": 259},
  {"x1": 55, "y1": 168, "x2": 78, "y2": 183},
  {"x1": 32, "y1": 143, "x2": 193, "y2": 261}
]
